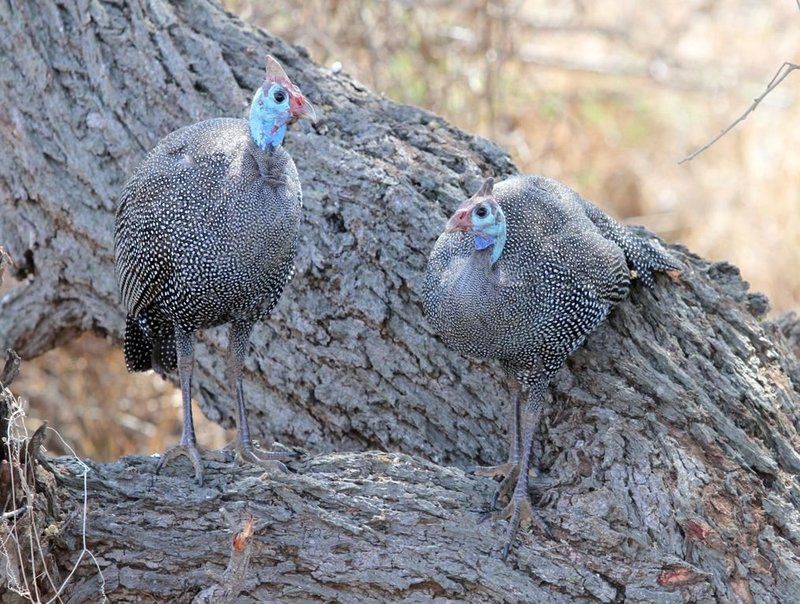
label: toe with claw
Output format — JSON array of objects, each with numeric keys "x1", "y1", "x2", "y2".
[
  {"x1": 156, "y1": 443, "x2": 220, "y2": 486},
  {"x1": 469, "y1": 461, "x2": 521, "y2": 511},
  {"x1": 491, "y1": 465, "x2": 521, "y2": 509},
  {"x1": 234, "y1": 440, "x2": 299, "y2": 473},
  {"x1": 495, "y1": 484, "x2": 552, "y2": 560},
  {"x1": 468, "y1": 461, "x2": 518, "y2": 480}
]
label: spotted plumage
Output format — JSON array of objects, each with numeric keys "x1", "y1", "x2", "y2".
[
  {"x1": 115, "y1": 119, "x2": 302, "y2": 370},
  {"x1": 114, "y1": 56, "x2": 316, "y2": 485},
  {"x1": 423, "y1": 174, "x2": 679, "y2": 558}
]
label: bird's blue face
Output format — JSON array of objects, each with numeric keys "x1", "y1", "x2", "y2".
[
  {"x1": 446, "y1": 194, "x2": 507, "y2": 265},
  {"x1": 249, "y1": 56, "x2": 316, "y2": 151},
  {"x1": 249, "y1": 84, "x2": 291, "y2": 149}
]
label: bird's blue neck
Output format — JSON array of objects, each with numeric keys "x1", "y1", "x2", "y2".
[
  {"x1": 474, "y1": 226, "x2": 506, "y2": 265},
  {"x1": 249, "y1": 87, "x2": 288, "y2": 151}
]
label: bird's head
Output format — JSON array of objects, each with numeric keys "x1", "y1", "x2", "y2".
[
  {"x1": 445, "y1": 178, "x2": 507, "y2": 265},
  {"x1": 249, "y1": 56, "x2": 317, "y2": 151}
]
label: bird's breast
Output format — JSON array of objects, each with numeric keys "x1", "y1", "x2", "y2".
[{"x1": 428, "y1": 257, "x2": 509, "y2": 358}]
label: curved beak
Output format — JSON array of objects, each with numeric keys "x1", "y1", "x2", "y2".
[
  {"x1": 445, "y1": 208, "x2": 472, "y2": 233},
  {"x1": 290, "y1": 94, "x2": 317, "y2": 123}
]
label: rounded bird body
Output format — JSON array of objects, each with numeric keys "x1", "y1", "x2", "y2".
[
  {"x1": 116, "y1": 118, "x2": 301, "y2": 335},
  {"x1": 114, "y1": 56, "x2": 315, "y2": 485},
  {"x1": 423, "y1": 174, "x2": 679, "y2": 558},
  {"x1": 425, "y1": 175, "x2": 634, "y2": 374}
]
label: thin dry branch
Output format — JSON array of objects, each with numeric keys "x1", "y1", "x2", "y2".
[
  {"x1": 0, "y1": 376, "x2": 105, "y2": 603},
  {"x1": 679, "y1": 61, "x2": 799, "y2": 163}
]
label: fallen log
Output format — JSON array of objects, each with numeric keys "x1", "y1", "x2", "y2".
[{"x1": 1, "y1": 0, "x2": 800, "y2": 601}]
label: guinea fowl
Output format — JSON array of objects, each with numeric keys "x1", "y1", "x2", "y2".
[
  {"x1": 114, "y1": 56, "x2": 315, "y2": 485},
  {"x1": 423, "y1": 176, "x2": 679, "y2": 559}
]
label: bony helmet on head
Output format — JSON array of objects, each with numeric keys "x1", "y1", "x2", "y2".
[{"x1": 249, "y1": 55, "x2": 317, "y2": 150}]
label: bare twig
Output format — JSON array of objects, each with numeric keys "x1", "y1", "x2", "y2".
[
  {"x1": 1, "y1": 505, "x2": 27, "y2": 521},
  {"x1": 44, "y1": 426, "x2": 106, "y2": 604},
  {"x1": 679, "y1": 62, "x2": 800, "y2": 164},
  {"x1": 0, "y1": 371, "x2": 105, "y2": 603},
  {"x1": 0, "y1": 246, "x2": 7, "y2": 289}
]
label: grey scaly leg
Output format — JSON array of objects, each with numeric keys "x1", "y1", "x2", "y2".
[
  {"x1": 497, "y1": 375, "x2": 552, "y2": 560},
  {"x1": 228, "y1": 320, "x2": 297, "y2": 470},
  {"x1": 490, "y1": 381, "x2": 525, "y2": 509},
  {"x1": 156, "y1": 328, "x2": 205, "y2": 485},
  {"x1": 470, "y1": 380, "x2": 524, "y2": 508},
  {"x1": 509, "y1": 379, "x2": 523, "y2": 462}
]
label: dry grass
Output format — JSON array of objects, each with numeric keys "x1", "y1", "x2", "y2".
[
  {"x1": 11, "y1": 0, "x2": 800, "y2": 461},
  {"x1": 1, "y1": 376, "x2": 106, "y2": 601}
]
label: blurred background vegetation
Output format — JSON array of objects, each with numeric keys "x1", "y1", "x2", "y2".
[{"x1": 10, "y1": 0, "x2": 799, "y2": 461}]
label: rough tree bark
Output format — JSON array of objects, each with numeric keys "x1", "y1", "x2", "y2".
[
  {"x1": 0, "y1": 0, "x2": 515, "y2": 466},
  {"x1": 1, "y1": 0, "x2": 800, "y2": 602}
]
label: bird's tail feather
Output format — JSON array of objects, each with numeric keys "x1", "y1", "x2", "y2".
[{"x1": 123, "y1": 314, "x2": 177, "y2": 375}]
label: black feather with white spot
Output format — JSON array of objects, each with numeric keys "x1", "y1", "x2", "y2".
[
  {"x1": 424, "y1": 174, "x2": 678, "y2": 379},
  {"x1": 423, "y1": 174, "x2": 679, "y2": 559},
  {"x1": 114, "y1": 118, "x2": 302, "y2": 373}
]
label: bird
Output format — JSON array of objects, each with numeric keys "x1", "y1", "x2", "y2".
[
  {"x1": 114, "y1": 56, "x2": 316, "y2": 485},
  {"x1": 423, "y1": 175, "x2": 679, "y2": 559}
]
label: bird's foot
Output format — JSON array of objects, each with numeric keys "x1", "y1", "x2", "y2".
[
  {"x1": 468, "y1": 461, "x2": 521, "y2": 510},
  {"x1": 234, "y1": 440, "x2": 299, "y2": 473},
  {"x1": 156, "y1": 443, "x2": 226, "y2": 486},
  {"x1": 495, "y1": 490, "x2": 552, "y2": 560}
]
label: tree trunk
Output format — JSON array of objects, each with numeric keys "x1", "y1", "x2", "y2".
[
  {"x1": 0, "y1": 0, "x2": 515, "y2": 466},
  {"x1": 1, "y1": 0, "x2": 800, "y2": 602}
]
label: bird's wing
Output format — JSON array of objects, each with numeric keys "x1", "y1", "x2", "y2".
[
  {"x1": 572, "y1": 189, "x2": 680, "y2": 287},
  {"x1": 496, "y1": 175, "x2": 631, "y2": 306},
  {"x1": 553, "y1": 226, "x2": 631, "y2": 305},
  {"x1": 114, "y1": 119, "x2": 251, "y2": 316},
  {"x1": 114, "y1": 179, "x2": 176, "y2": 316}
]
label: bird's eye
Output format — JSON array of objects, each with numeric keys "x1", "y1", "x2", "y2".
[
  {"x1": 475, "y1": 205, "x2": 489, "y2": 219},
  {"x1": 273, "y1": 90, "x2": 286, "y2": 103}
]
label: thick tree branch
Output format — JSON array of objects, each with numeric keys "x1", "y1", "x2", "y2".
[
  {"x1": 1, "y1": 0, "x2": 800, "y2": 601},
  {"x1": 0, "y1": 0, "x2": 515, "y2": 467},
  {"x1": 2, "y1": 248, "x2": 800, "y2": 601}
]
